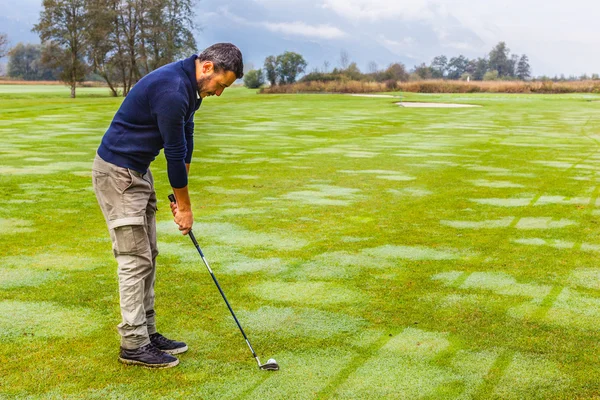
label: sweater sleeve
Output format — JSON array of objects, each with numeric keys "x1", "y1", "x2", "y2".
[
  {"x1": 184, "y1": 113, "x2": 195, "y2": 164},
  {"x1": 151, "y1": 88, "x2": 189, "y2": 188}
]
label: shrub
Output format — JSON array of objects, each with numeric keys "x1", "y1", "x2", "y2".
[
  {"x1": 243, "y1": 69, "x2": 265, "y2": 89},
  {"x1": 385, "y1": 80, "x2": 398, "y2": 90},
  {"x1": 483, "y1": 70, "x2": 499, "y2": 81}
]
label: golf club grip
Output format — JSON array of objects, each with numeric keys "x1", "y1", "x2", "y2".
[{"x1": 169, "y1": 193, "x2": 196, "y2": 243}]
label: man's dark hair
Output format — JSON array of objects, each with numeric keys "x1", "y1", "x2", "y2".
[{"x1": 198, "y1": 43, "x2": 244, "y2": 79}]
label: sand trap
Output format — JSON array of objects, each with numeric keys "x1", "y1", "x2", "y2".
[
  {"x1": 350, "y1": 94, "x2": 400, "y2": 98},
  {"x1": 397, "y1": 102, "x2": 481, "y2": 108}
]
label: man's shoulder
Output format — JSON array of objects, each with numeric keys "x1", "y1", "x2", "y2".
[
  {"x1": 143, "y1": 62, "x2": 186, "y2": 87},
  {"x1": 144, "y1": 69, "x2": 190, "y2": 101}
]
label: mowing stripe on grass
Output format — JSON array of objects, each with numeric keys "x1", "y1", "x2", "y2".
[
  {"x1": 316, "y1": 331, "x2": 390, "y2": 398},
  {"x1": 250, "y1": 281, "x2": 366, "y2": 305},
  {"x1": 0, "y1": 268, "x2": 62, "y2": 289},
  {"x1": 471, "y1": 350, "x2": 514, "y2": 399},
  {"x1": 0, "y1": 300, "x2": 99, "y2": 338},
  {"x1": 492, "y1": 352, "x2": 571, "y2": 399},
  {"x1": 0, "y1": 218, "x2": 35, "y2": 234},
  {"x1": 568, "y1": 268, "x2": 600, "y2": 290},
  {"x1": 156, "y1": 221, "x2": 308, "y2": 250},
  {"x1": 531, "y1": 285, "x2": 565, "y2": 321},
  {"x1": 236, "y1": 306, "x2": 366, "y2": 339},
  {"x1": 245, "y1": 349, "x2": 356, "y2": 399}
]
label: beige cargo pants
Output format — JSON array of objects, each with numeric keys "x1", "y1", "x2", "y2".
[{"x1": 92, "y1": 154, "x2": 158, "y2": 349}]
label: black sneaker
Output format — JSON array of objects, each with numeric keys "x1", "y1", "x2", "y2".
[
  {"x1": 150, "y1": 332, "x2": 188, "y2": 355},
  {"x1": 119, "y1": 343, "x2": 179, "y2": 369}
]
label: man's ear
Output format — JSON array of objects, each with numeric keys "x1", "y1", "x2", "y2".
[{"x1": 201, "y1": 61, "x2": 214, "y2": 74}]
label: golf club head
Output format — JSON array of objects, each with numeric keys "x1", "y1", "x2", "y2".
[{"x1": 259, "y1": 358, "x2": 279, "y2": 371}]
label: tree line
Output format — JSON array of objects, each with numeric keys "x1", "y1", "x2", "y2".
[
  {"x1": 244, "y1": 42, "x2": 538, "y2": 89},
  {"x1": 0, "y1": 0, "x2": 197, "y2": 98},
  {"x1": 415, "y1": 42, "x2": 531, "y2": 81}
]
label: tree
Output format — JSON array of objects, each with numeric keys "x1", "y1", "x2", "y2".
[
  {"x1": 368, "y1": 61, "x2": 378, "y2": 74},
  {"x1": 264, "y1": 55, "x2": 277, "y2": 86},
  {"x1": 34, "y1": 0, "x2": 89, "y2": 98},
  {"x1": 0, "y1": 33, "x2": 8, "y2": 59},
  {"x1": 85, "y1": 0, "x2": 120, "y2": 95},
  {"x1": 413, "y1": 63, "x2": 433, "y2": 79},
  {"x1": 516, "y1": 55, "x2": 531, "y2": 80},
  {"x1": 84, "y1": 0, "x2": 197, "y2": 97},
  {"x1": 275, "y1": 51, "x2": 307, "y2": 84},
  {"x1": 488, "y1": 42, "x2": 510, "y2": 78},
  {"x1": 344, "y1": 62, "x2": 362, "y2": 80},
  {"x1": 446, "y1": 55, "x2": 470, "y2": 80},
  {"x1": 339, "y1": 50, "x2": 349, "y2": 69},
  {"x1": 383, "y1": 63, "x2": 409, "y2": 82},
  {"x1": 7, "y1": 43, "x2": 58, "y2": 80},
  {"x1": 430, "y1": 55, "x2": 447, "y2": 78},
  {"x1": 138, "y1": 0, "x2": 196, "y2": 75},
  {"x1": 243, "y1": 69, "x2": 264, "y2": 89},
  {"x1": 506, "y1": 54, "x2": 519, "y2": 78},
  {"x1": 470, "y1": 57, "x2": 488, "y2": 81}
]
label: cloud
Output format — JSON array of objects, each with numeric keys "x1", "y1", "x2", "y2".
[
  {"x1": 377, "y1": 35, "x2": 415, "y2": 47},
  {"x1": 262, "y1": 22, "x2": 346, "y2": 39},
  {"x1": 321, "y1": 0, "x2": 435, "y2": 21},
  {"x1": 209, "y1": 6, "x2": 346, "y2": 40}
]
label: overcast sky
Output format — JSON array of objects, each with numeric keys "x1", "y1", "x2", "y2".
[
  {"x1": 2, "y1": 0, "x2": 599, "y2": 76},
  {"x1": 194, "y1": 0, "x2": 600, "y2": 76}
]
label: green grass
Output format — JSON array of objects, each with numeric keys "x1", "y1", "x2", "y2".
[{"x1": 1, "y1": 84, "x2": 600, "y2": 399}]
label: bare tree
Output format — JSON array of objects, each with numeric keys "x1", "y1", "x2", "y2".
[
  {"x1": 264, "y1": 55, "x2": 277, "y2": 86},
  {"x1": 339, "y1": 50, "x2": 349, "y2": 69},
  {"x1": 86, "y1": 0, "x2": 120, "y2": 95},
  {"x1": 322, "y1": 60, "x2": 330, "y2": 73},
  {"x1": 34, "y1": 0, "x2": 88, "y2": 98},
  {"x1": 0, "y1": 33, "x2": 9, "y2": 59},
  {"x1": 368, "y1": 61, "x2": 378, "y2": 74},
  {"x1": 86, "y1": 0, "x2": 197, "y2": 97}
]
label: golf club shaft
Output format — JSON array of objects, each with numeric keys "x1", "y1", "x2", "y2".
[
  {"x1": 188, "y1": 230, "x2": 258, "y2": 358},
  {"x1": 168, "y1": 195, "x2": 258, "y2": 360}
]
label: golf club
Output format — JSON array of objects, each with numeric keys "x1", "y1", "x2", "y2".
[{"x1": 168, "y1": 194, "x2": 279, "y2": 371}]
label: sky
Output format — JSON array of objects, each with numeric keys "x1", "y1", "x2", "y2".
[{"x1": 1, "y1": 0, "x2": 599, "y2": 76}]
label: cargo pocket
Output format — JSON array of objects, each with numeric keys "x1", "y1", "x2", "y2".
[{"x1": 109, "y1": 217, "x2": 146, "y2": 255}]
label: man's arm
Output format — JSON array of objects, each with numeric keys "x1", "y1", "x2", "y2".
[
  {"x1": 171, "y1": 186, "x2": 193, "y2": 235},
  {"x1": 185, "y1": 115, "x2": 194, "y2": 165},
  {"x1": 169, "y1": 163, "x2": 192, "y2": 234},
  {"x1": 150, "y1": 87, "x2": 193, "y2": 234}
]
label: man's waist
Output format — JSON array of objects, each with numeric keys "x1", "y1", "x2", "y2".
[{"x1": 97, "y1": 144, "x2": 150, "y2": 174}]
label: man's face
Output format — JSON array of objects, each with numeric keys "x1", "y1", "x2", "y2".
[{"x1": 196, "y1": 60, "x2": 237, "y2": 98}]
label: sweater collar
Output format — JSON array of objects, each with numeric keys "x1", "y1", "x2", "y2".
[{"x1": 182, "y1": 54, "x2": 200, "y2": 100}]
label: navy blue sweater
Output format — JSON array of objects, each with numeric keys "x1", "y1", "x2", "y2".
[{"x1": 98, "y1": 54, "x2": 202, "y2": 188}]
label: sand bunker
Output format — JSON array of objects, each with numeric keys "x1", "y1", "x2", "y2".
[
  {"x1": 350, "y1": 94, "x2": 400, "y2": 98},
  {"x1": 397, "y1": 102, "x2": 481, "y2": 108}
]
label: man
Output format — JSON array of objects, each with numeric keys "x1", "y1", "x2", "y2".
[{"x1": 92, "y1": 43, "x2": 243, "y2": 368}]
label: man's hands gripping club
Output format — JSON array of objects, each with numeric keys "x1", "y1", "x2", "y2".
[{"x1": 169, "y1": 189, "x2": 193, "y2": 235}]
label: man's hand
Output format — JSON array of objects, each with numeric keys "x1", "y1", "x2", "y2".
[{"x1": 170, "y1": 201, "x2": 193, "y2": 235}]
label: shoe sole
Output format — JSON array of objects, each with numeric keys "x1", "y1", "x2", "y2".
[
  {"x1": 161, "y1": 345, "x2": 188, "y2": 355},
  {"x1": 118, "y1": 357, "x2": 179, "y2": 369}
]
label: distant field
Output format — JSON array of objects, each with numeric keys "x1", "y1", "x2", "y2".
[{"x1": 1, "y1": 85, "x2": 600, "y2": 399}]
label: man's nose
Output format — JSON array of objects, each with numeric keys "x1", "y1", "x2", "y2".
[{"x1": 216, "y1": 88, "x2": 224, "y2": 96}]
